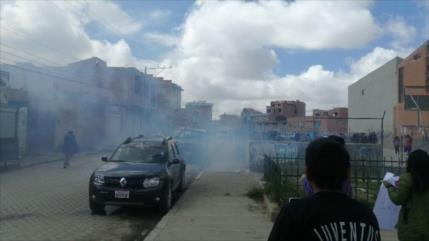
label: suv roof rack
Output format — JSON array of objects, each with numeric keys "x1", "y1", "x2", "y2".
[
  {"x1": 162, "y1": 136, "x2": 173, "y2": 145},
  {"x1": 122, "y1": 134, "x2": 144, "y2": 144}
]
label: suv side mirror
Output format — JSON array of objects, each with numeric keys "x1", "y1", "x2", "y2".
[{"x1": 101, "y1": 157, "x2": 108, "y2": 162}]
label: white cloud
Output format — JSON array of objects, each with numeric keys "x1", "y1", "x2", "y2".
[
  {"x1": 52, "y1": 1, "x2": 143, "y2": 36},
  {"x1": 148, "y1": 9, "x2": 172, "y2": 23},
  {"x1": 0, "y1": 0, "x2": 419, "y2": 117},
  {"x1": 350, "y1": 47, "x2": 399, "y2": 78},
  {"x1": 161, "y1": 0, "x2": 385, "y2": 115},
  {"x1": 144, "y1": 32, "x2": 180, "y2": 47},
  {"x1": 0, "y1": 1, "x2": 147, "y2": 68},
  {"x1": 85, "y1": 1, "x2": 143, "y2": 35},
  {"x1": 385, "y1": 16, "x2": 416, "y2": 49}
]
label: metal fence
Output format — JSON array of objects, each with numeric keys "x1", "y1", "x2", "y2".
[{"x1": 263, "y1": 155, "x2": 406, "y2": 206}]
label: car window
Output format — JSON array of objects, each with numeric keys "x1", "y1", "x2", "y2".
[
  {"x1": 173, "y1": 143, "x2": 180, "y2": 156},
  {"x1": 110, "y1": 145, "x2": 167, "y2": 163},
  {"x1": 168, "y1": 143, "x2": 176, "y2": 161}
]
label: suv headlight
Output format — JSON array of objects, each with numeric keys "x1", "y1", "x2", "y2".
[
  {"x1": 143, "y1": 177, "x2": 160, "y2": 188},
  {"x1": 93, "y1": 174, "x2": 105, "y2": 185}
]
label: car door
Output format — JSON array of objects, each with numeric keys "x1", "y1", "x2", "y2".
[
  {"x1": 167, "y1": 143, "x2": 180, "y2": 189},
  {"x1": 173, "y1": 142, "x2": 185, "y2": 174}
]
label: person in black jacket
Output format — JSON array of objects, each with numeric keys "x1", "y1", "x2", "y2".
[
  {"x1": 268, "y1": 138, "x2": 380, "y2": 241},
  {"x1": 63, "y1": 130, "x2": 78, "y2": 168}
]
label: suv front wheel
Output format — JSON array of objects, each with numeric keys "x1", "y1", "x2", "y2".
[
  {"x1": 90, "y1": 201, "x2": 105, "y2": 215},
  {"x1": 159, "y1": 183, "x2": 172, "y2": 214}
]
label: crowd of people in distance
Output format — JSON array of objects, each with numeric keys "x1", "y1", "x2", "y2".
[
  {"x1": 268, "y1": 135, "x2": 429, "y2": 241},
  {"x1": 350, "y1": 132, "x2": 378, "y2": 144}
]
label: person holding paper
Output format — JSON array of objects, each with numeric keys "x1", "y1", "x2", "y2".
[{"x1": 384, "y1": 149, "x2": 429, "y2": 241}]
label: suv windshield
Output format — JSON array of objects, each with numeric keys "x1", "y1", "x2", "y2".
[{"x1": 110, "y1": 145, "x2": 167, "y2": 163}]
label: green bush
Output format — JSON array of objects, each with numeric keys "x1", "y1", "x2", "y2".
[{"x1": 246, "y1": 186, "x2": 264, "y2": 201}]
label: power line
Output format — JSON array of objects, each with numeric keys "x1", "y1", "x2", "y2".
[
  {"x1": 0, "y1": 26, "x2": 80, "y2": 62},
  {"x1": 1, "y1": 43, "x2": 70, "y2": 68},
  {"x1": 1, "y1": 49, "x2": 77, "y2": 77},
  {"x1": 0, "y1": 47, "x2": 104, "y2": 86},
  {"x1": 0, "y1": 50, "x2": 115, "y2": 90},
  {"x1": 0, "y1": 60, "x2": 110, "y2": 90}
]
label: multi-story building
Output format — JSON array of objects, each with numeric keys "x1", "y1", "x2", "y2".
[
  {"x1": 318, "y1": 107, "x2": 348, "y2": 135},
  {"x1": 184, "y1": 101, "x2": 213, "y2": 128},
  {"x1": 394, "y1": 41, "x2": 429, "y2": 141},
  {"x1": 348, "y1": 57, "x2": 403, "y2": 137},
  {"x1": 0, "y1": 57, "x2": 183, "y2": 151},
  {"x1": 266, "y1": 100, "x2": 305, "y2": 121},
  {"x1": 287, "y1": 107, "x2": 348, "y2": 136},
  {"x1": 219, "y1": 113, "x2": 241, "y2": 129}
]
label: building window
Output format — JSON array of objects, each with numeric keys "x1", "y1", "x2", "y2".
[
  {"x1": 405, "y1": 95, "x2": 429, "y2": 111},
  {"x1": 413, "y1": 53, "x2": 421, "y2": 61},
  {"x1": 361, "y1": 89, "x2": 365, "y2": 95},
  {"x1": 278, "y1": 108, "x2": 281, "y2": 112},
  {"x1": 134, "y1": 76, "x2": 142, "y2": 94},
  {"x1": 398, "y1": 67, "x2": 404, "y2": 103}
]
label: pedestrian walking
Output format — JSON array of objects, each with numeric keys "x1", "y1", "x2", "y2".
[
  {"x1": 63, "y1": 130, "x2": 78, "y2": 168},
  {"x1": 393, "y1": 136, "x2": 400, "y2": 155},
  {"x1": 269, "y1": 138, "x2": 380, "y2": 241},
  {"x1": 404, "y1": 134, "x2": 413, "y2": 155},
  {"x1": 384, "y1": 149, "x2": 429, "y2": 241}
]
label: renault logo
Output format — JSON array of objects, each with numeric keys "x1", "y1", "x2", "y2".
[{"x1": 119, "y1": 177, "x2": 127, "y2": 187}]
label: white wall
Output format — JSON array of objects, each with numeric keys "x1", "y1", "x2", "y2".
[{"x1": 348, "y1": 57, "x2": 402, "y2": 138}]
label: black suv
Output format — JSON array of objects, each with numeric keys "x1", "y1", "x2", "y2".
[{"x1": 89, "y1": 136, "x2": 186, "y2": 214}]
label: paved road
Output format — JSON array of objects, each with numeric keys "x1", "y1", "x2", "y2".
[{"x1": 0, "y1": 154, "x2": 197, "y2": 241}]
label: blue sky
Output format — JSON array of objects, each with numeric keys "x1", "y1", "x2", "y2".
[
  {"x1": 85, "y1": 0, "x2": 427, "y2": 75},
  {"x1": 1, "y1": 0, "x2": 427, "y2": 115}
]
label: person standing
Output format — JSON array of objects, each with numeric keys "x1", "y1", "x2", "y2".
[
  {"x1": 404, "y1": 134, "x2": 413, "y2": 155},
  {"x1": 301, "y1": 135, "x2": 353, "y2": 197},
  {"x1": 393, "y1": 136, "x2": 400, "y2": 155},
  {"x1": 269, "y1": 138, "x2": 380, "y2": 241},
  {"x1": 384, "y1": 149, "x2": 429, "y2": 241},
  {"x1": 63, "y1": 130, "x2": 78, "y2": 168}
]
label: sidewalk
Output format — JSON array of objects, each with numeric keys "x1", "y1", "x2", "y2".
[
  {"x1": 381, "y1": 230, "x2": 398, "y2": 241},
  {"x1": 0, "y1": 151, "x2": 103, "y2": 172},
  {"x1": 145, "y1": 171, "x2": 273, "y2": 241}
]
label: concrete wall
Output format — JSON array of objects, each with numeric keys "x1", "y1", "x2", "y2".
[{"x1": 348, "y1": 57, "x2": 403, "y2": 138}]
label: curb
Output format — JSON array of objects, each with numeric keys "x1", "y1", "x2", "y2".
[
  {"x1": 144, "y1": 170, "x2": 204, "y2": 241},
  {"x1": 263, "y1": 194, "x2": 279, "y2": 222},
  {"x1": 257, "y1": 180, "x2": 279, "y2": 222}
]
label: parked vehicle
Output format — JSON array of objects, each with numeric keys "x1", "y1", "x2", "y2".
[{"x1": 89, "y1": 135, "x2": 186, "y2": 215}]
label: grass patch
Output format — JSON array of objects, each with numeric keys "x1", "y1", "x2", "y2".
[{"x1": 246, "y1": 186, "x2": 264, "y2": 201}]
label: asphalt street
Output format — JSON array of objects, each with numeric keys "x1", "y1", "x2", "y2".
[{"x1": 0, "y1": 154, "x2": 197, "y2": 241}]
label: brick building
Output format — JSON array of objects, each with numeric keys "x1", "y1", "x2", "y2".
[
  {"x1": 266, "y1": 100, "x2": 305, "y2": 121},
  {"x1": 394, "y1": 41, "x2": 429, "y2": 139}
]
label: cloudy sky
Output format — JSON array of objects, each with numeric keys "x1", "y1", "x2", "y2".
[{"x1": 1, "y1": 0, "x2": 428, "y2": 117}]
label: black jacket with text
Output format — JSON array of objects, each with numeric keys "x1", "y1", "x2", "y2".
[{"x1": 268, "y1": 192, "x2": 380, "y2": 241}]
